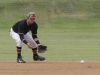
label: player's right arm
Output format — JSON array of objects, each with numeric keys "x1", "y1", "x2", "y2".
[{"x1": 18, "y1": 24, "x2": 32, "y2": 49}]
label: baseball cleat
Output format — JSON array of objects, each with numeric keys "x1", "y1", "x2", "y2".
[
  {"x1": 33, "y1": 55, "x2": 45, "y2": 61},
  {"x1": 17, "y1": 57, "x2": 26, "y2": 63}
]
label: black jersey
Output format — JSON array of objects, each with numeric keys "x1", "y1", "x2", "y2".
[
  {"x1": 12, "y1": 19, "x2": 38, "y2": 34},
  {"x1": 12, "y1": 19, "x2": 38, "y2": 40}
]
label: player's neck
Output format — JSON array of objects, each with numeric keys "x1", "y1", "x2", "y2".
[{"x1": 26, "y1": 19, "x2": 30, "y2": 26}]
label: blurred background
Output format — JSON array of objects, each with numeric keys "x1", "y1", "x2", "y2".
[{"x1": 0, "y1": 0, "x2": 100, "y2": 60}]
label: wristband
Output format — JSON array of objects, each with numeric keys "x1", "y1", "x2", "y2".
[
  {"x1": 23, "y1": 40, "x2": 28, "y2": 44},
  {"x1": 36, "y1": 40, "x2": 40, "y2": 44}
]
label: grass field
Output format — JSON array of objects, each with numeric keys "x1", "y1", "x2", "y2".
[{"x1": 0, "y1": 0, "x2": 100, "y2": 60}]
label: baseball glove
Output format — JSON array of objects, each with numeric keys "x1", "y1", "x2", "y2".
[{"x1": 38, "y1": 45, "x2": 47, "y2": 53}]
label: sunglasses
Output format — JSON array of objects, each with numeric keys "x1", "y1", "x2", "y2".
[{"x1": 30, "y1": 18, "x2": 35, "y2": 20}]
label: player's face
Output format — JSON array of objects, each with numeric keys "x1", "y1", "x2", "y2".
[{"x1": 28, "y1": 18, "x2": 35, "y2": 25}]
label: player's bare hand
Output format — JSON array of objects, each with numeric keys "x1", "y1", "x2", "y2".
[
  {"x1": 27, "y1": 43, "x2": 32, "y2": 49},
  {"x1": 37, "y1": 44, "x2": 42, "y2": 46}
]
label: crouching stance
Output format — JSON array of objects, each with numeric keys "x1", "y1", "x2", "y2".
[{"x1": 10, "y1": 12, "x2": 45, "y2": 63}]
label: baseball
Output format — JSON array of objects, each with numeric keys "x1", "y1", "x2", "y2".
[{"x1": 81, "y1": 60, "x2": 84, "y2": 64}]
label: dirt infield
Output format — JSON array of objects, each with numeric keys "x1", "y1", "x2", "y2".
[{"x1": 0, "y1": 60, "x2": 100, "y2": 75}]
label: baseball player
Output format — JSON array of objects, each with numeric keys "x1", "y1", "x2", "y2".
[{"x1": 9, "y1": 12, "x2": 45, "y2": 63}]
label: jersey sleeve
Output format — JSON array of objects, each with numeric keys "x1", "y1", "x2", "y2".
[
  {"x1": 18, "y1": 23, "x2": 25, "y2": 41},
  {"x1": 31, "y1": 22, "x2": 38, "y2": 34},
  {"x1": 31, "y1": 22, "x2": 38, "y2": 39}
]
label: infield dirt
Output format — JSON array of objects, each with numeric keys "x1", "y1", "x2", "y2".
[{"x1": 0, "y1": 60, "x2": 100, "y2": 75}]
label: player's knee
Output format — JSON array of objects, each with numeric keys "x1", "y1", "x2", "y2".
[
  {"x1": 31, "y1": 43, "x2": 37, "y2": 48},
  {"x1": 16, "y1": 40, "x2": 23, "y2": 47}
]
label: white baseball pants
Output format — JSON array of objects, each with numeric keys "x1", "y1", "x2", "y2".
[{"x1": 10, "y1": 28, "x2": 37, "y2": 48}]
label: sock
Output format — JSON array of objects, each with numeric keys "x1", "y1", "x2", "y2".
[
  {"x1": 17, "y1": 49, "x2": 21, "y2": 53},
  {"x1": 32, "y1": 48, "x2": 38, "y2": 56},
  {"x1": 17, "y1": 53, "x2": 21, "y2": 58},
  {"x1": 16, "y1": 46, "x2": 22, "y2": 58}
]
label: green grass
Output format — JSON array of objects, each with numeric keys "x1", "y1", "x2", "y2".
[{"x1": 0, "y1": 0, "x2": 100, "y2": 60}]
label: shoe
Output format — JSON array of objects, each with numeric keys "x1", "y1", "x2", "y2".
[
  {"x1": 17, "y1": 56, "x2": 26, "y2": 63},
  {"x1": 33, "y1": 54, "x2": 45, "y2": 61}
]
